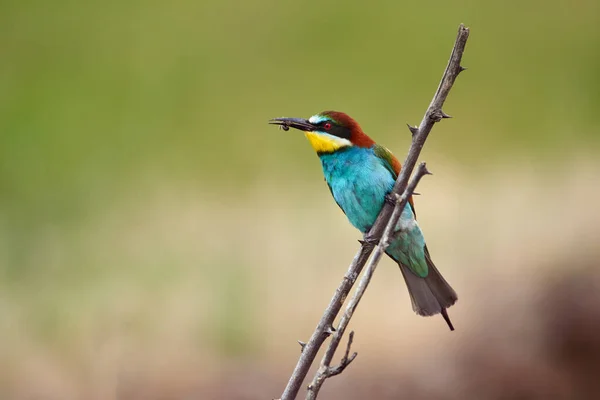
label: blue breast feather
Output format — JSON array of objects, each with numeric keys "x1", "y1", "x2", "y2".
[{"x1": 320, "y1": 146, "x2": 394, "y2": 232}]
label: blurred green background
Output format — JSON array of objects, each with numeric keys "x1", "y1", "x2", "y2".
[{"x1": 1, "y1": 0, "x2": 600, "y2": 398}]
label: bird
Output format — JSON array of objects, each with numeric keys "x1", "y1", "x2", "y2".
[{"x1": 270, "y1": 111, "x2": 458, "y2": 330}]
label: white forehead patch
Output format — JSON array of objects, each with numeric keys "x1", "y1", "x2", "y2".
[{"x1": 309, "y1": 114, "x2": 329, "y2": 124}]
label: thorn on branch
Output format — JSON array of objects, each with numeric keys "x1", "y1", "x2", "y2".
[
  {"x1": 430, "y1": 110, "x2": 447, "y2": 122},
  {"x1": 324, "y1": 325, "x2": 336, "y2": 336},
  {"x1": 407, "y1": 124, "x2": 419, "y2": 135},
  {"x1": 298, "y1": 340, "x2": 307, "y2": 352},
  {"x1": 327, "y1": 331, "x2": 358, "y2": 377},
  {"x1": 414, "y1": 162, "x2": 432, "y2": 178},
  {"x1": 358, "y1": 237, "x2": 377, "y2": 251},
  {"x1": 441, "y1": 111, "x2": 452, "y2": 119},
  {"x1": 459, "y1": 66, "x2": 468, "y2": 72}
]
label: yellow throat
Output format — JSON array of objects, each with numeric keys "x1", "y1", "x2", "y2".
[{"x1": 304, "y1": 132, "x2": 351, "y2": 153}]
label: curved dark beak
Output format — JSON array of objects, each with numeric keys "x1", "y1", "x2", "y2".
[{"x1": 269, "y1": 117, "x2": 315, "y2": 132}]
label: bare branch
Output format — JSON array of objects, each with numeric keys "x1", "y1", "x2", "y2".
[
  {"x1": 328, "y1": 331, "x2": 358, "y2": 377},
  {"x1": 280, "y1": 247, "x2": 372, "y2": 400},
  {"x1": 279, "y1": 23, "x2": 469, "y2": 400},
  {"x1": 306, "y1": 330, "x2": 358, "y2": 397}
]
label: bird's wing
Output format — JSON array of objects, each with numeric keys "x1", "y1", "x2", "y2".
[{"x1": 373, "y1": 144, "x2": 416, "y2": 216}]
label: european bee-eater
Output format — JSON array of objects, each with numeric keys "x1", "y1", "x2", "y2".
[{"x1": 270, "y1": 111, "x2": 458, "y2": 330}]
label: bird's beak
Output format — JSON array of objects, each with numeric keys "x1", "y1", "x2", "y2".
[{"x1": 269, "y1": 117, "x2": 316, "y2": 132}]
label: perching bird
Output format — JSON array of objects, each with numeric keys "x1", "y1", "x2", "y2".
[{"x1": 270, "y1": 111, "x2": 457, "y2": 330}]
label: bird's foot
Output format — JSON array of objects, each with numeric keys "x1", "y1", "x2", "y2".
[
  {"x1": 385, "y1": 193, "x2": 399, "y2": 206},
  {"x1": 359, "y1": 231, "x2": 379, "y2": 248}
]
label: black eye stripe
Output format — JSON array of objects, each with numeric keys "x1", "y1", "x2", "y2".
[{"x1": 318, "y1": 120, "x2": 351, "y2": 140}]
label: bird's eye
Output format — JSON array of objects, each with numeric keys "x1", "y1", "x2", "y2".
[{"x1": 323, "y1": 122, "x2": 332, "y2": 130}]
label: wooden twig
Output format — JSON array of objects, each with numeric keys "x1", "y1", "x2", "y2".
[
  {"x1": 278, "y1": 23, "x2": 470, "y2": 400},
  {"x1": 306, "y1": 163, "x2": 432, "y2": 399},
  {"x1": 325, "y1": 330, "x2": 357, "y2": 378}
]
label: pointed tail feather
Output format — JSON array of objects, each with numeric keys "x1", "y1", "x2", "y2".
[{"x1": 395, "y1": 246, "x2": 458, "y2": 331}]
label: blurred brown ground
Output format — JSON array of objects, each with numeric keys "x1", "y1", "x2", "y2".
[{"x1": 1, "y1": 164, "x2": 599, "y2": 399}]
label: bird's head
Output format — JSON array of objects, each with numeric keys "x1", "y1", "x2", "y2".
[{"x1": 270, "y1": 111, "x2": 374, "y2": 154}]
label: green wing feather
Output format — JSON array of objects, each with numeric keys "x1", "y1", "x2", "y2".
[{"x1": 373, "y1": 144, "x2": 399, "y2": 179}]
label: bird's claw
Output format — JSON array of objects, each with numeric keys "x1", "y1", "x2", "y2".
[
  {"x1": 385, "y1": 193, "x2": 399, "y2": 206},
  {"x1": 360, "y1": 232, "x2": 379, "y2": 248}
]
